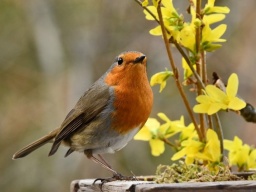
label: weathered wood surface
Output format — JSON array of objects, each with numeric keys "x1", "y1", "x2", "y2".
[
  {"x1": 70, "y1": 179, "x2": 154, "y2": 192},
  {"x1": 136, "y1": 181, "x2": 256, "y2": 192},
  {"x1": 71, "y1": 179, "x2": 256, "y2": 192}
]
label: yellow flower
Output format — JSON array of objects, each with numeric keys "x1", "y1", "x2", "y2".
[
  {"x1": 171, "y1": 123, "x2": 202, "y2": 165},
  {"x1": 193, "y1": 73, "x2": 246, "y2": 115},
  {"x1": 179, "y1": 25, "x2": 195, "y2": 52},
  {"x1": 158, "y1": 113, "x2": 185, "y2": 138},
  {"x1": 142, "y1": 0, "x2": 149, "y2": 7},
  {"x1": 200, "y1": 0, "x2": 230, "y2": 52},
  {"x1": 144, "y1": 0, "x2": 177, "y2": 20},
  {"x1": 196, "y1": 129, "x2": 221, "y2": 163},
  {"x1": 182, "y1": 57, "x2": 196, "y2": 80},
  {"x1": 202, "y1": 24, "x2": 226, "y2": 43},
  {"x1": 226, "y1": 73, "x2": 246, "y2": 110},
  {"x1": 134, "y1": 113, "x2": 186, "y2": 156},
  {"x1": 134, "y1": 118, "x2": 160, "y2": 141},
  {"x1": 203, "y1": 0, "x2": 230, "y2": 14},
  {"x1": 172, "y1": 138, "x2": 203, "y2": 164},
  {"x1": 149, "y1": 24, "x2": 178, "y2": 39},
  {"x1": 149, "y1": 26, "x2": 162, "y2": 36},
  {"x1": 201, "y1": 23, "x2": 227, "y2": 52},
  {"x1": 149, "y1": 139, "x2": 165, "y2": 156},
  {"x1": 179, "y1": 7, "x2": 196, "y2": 52},
  {"x1": 247, "y1": 149, "x2": 256, "y2": 169},
  {"x1": 150, "y1": 70, "x2": 173, "y2": 92},
  {"x1": 193, "y1": 85, "x2": 227, "y2": 115},
  {"x1": 203, "y1": 14, "x2": 226, "y2": 25},
  {"x1": 179, "y1": 123, "x2": 196, "y2": 141},
  {"x1": 224, "y1": 136, "x2": 256, "y2": 170},
  {"x1": 134, "y1": 118, "x2": 165, "y2": 156},
  {"x1": 143, "y1": 0, "x2": 182, "y2": 40},
  {"x1": 172, "y1": 129, "x2": 221, "y2": 166}
]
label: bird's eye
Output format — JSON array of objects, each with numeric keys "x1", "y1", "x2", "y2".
[{"x1": 117, "y1": 57, "x2": 123, "y2": 65}]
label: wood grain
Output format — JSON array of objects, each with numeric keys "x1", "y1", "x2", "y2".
[{"x1": 71, "y1": 179, "x2": 256, "y2": 192}]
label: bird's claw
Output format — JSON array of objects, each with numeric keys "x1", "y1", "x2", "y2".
[
  {"x1": 112, "y1": 172, "x2": 137, "y2": 181},
  {"x1": 93, "y1": 173, "x2": 137, "y2": 185}
]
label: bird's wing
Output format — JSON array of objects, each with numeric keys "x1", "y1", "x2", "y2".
[{"x1": 49, "y1": 79, "x2": 111, "y2": 156}]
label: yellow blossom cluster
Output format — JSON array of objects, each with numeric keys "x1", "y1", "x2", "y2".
[
  {"x1": 224, "y1": 137, "x2": 256, "y2": 171},
  {"x1": 135, "y1": 113, "x2": 222, "y2": 168},
  {"x1": 142, "y1": 0, "x2": 230, "y2": 53},
  {"x1": 172, "y1": 128, "x2": 221, "y2": 169},
  {"x1": 134, "y1": 113, "x2": 185, "y2": 156}
]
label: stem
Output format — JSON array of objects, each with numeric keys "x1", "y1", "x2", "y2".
[
  {"x1": 213, "y1": 114, "x2": 224, "y2": 161},
  {"x1": 199, "y1": 115, "x2": 205, "y2": 139},
  {"x1": 207, "y1": 115, "x2": 213, "y2": 129},
  {"x1": 201, "y1": 51, "x2": 207, "y2": 85},
  {"x1": 174, "y1": 42, "x2": 205, "y2": 89},
  {"x1": 195, "y1": 0, "x2": 206, "y2": 140},
  {"x1": 156, "y1": 1, "x2": 203, "y2": 141},
  {"x1": 195, "y1": 0, "x2": 202, "y2": 53},
  {"x1": 200, "y1": 51, "x2": 207, "y2": 138},
  {"x1": 161, "y1": 138, "x2": 177, "y2": 150}
]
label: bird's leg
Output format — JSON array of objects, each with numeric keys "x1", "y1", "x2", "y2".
[
  {"x1": 84, "y1": 151, "x2": 136, "y2": 183},
  {"x1": 90, "y1": 155, "x2": 118, "y2": 175},
  {"x1": 91, "y1": 155, "x2": 137, "y2": 181},
  {"x1": 96, "y1": 154, "x2": 134, "y2": 180},
  {"x1": 97, "y1": 154, "x2": 112, "y2": 169},
  {"x1": 84, "y1": 150, "x2": 118, "y2": 175}
]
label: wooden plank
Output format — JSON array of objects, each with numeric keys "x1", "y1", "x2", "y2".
[
  {"x1": 70, "y1": 179, "x2": 154, "y2": 192},
  {"x1": 71, "y1": 179, "x2": 256, "y2": 192},
  {"x1": 136, "y1": 181, "x2": 256, "y2": 192}
]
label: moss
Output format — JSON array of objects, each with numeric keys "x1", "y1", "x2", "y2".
[
  {"x1": 248, "y1": 172, "x2": 256, "y2": 180},
  {"x1": 155, "y1": 161, "x2": 242, "y2": 183}
]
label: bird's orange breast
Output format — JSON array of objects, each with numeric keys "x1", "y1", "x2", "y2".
[{"x1": 105, "y1": 63, "x2": 153, "y2": 134}]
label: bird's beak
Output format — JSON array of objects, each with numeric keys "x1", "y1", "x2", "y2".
[{"x1": 133, "y1": 55, "x2": 146, "y2": 64}]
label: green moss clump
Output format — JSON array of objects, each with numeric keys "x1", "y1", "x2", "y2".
[
  {"x1": 155, "y1": 161, "x2": 242, "y2": 183},
  {"x1": 248, "y1": 172, "x2": 256, "y2": 180}
]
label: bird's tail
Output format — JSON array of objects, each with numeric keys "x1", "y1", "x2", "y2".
[{"x1": 12, "y1": 129, "x2": 59, "y2": 159}]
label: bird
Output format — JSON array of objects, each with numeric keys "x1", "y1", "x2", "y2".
[{"x1": 12, "y1": 51, "x2": 153, "y2": 178}]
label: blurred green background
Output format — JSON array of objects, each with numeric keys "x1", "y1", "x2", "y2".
[{"x1": 2, "y1": 0, "x2": 256, "y2": 191}]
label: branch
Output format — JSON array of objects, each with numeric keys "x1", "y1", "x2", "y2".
[{"x1": 156, "y1": 0, "x2": 203, "y2": 141}]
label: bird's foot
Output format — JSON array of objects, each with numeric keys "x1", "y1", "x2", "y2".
[
  {"x1": 93, "y1": 173, "x2": 137, "y2": 185},
  {"x1": 112, "y1": 172, "x2": 137, "y2": 181}
]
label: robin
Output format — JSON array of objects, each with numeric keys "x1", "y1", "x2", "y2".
[{"x1": 13, "y1": 51, "x2": 153, "y2": 178}]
